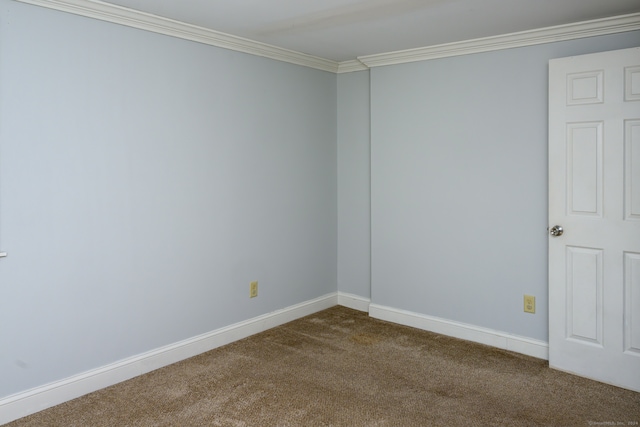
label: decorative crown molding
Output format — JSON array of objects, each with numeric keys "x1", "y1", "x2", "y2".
[
  {"x1": 14, "y1": 1, "x2": 640, "y2": 73},
  {"x1": 357, "y1": 12, "x2": 640, "y2": 68},
  {"x1": 337, "y1": 60, "x2": 369, "y2": 74},
  {"x1": 15, "y1": 0, "x2": 340, "y2": 73}
]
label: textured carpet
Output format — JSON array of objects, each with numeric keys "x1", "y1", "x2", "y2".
[{"x1": 6, "y1": 306, "x2": 640, "y2": 426}]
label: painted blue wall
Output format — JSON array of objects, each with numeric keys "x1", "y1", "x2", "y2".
[
  {"x1": 0, "y1": 0, "x2": 336, "y2": 398},
  {"x1": 370, "y1": 31, "x2": 640, "y2": 341}
]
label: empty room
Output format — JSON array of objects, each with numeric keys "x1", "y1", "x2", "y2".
[{"x1": 1, "y1": 0, "x2": 639, "y2": 424}]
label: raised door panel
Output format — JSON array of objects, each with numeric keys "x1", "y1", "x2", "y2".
[
  {"x1": 624, "y1": 252, "x2": 640, "y2": 355},
  {"x1": 567, "y1": 71, "x2": 604, "y2": 105},
  {"x1": 567, "y1": 122, "x2": 603, "y2": 217},
  {"x1": 566, "y1": 246, "x2": 603, "y2": 346},
  {"x1": 625, "y1": 120, "x2": 640, "y2": 221},
  {"x1": 625, "y1": 66, "x2": 640, "y2": 102}
]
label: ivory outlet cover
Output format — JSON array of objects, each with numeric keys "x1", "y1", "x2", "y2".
[{"x1": 524, "y1": 295, "x2": 535, "y2": 314}]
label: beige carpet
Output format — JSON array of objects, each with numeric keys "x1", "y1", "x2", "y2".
[{"x1": 6, "y1": 306, "x2": 640, "y2": 426}]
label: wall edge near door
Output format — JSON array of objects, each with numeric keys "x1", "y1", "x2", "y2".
[
  {"x1": 369, "y1": 303, "x2": 549, "y2": 360},
  {"x1": 0, "y1": 292, "x2": 339, "y2": 425}
]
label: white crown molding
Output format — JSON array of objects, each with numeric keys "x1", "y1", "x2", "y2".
[
  {"x1": 358, "y1": 12, "x2": 640, "y2": 68},
  {"x1": 0, "y1": 292, "x2": 339, "y2": 425},
  {"x1": 15, "y1": 0, "x2": 340, "y2": 73},
  {"x1": 337, "y1": 60, "x2": 369, "y2": 74},
  {"x1": 12, "y1": 1, "x2": 640, "y2": 72}
]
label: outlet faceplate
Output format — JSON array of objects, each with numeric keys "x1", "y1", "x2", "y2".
[
  {"x1": 524, "y1": 295, "x2": 535, "y2": 314},
  {"x1": 250, "y1": 281, "x2": 258, "y2": 298}
]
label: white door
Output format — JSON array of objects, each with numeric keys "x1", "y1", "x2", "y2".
[{"x1": 549, "y1": 47, "x2": 640, "y2": 392}]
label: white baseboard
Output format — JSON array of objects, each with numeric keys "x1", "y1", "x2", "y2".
[
  {"x1": 337, "y1": 292, "x2": 371, "y2": 312},
  {"x1": 1, "y1": 295, "x2": 550, "y2": 424},
  {"x1": 0, "y1": 292, "x2": 338, "y2": 425},
  {"x1": 369, "y1": 303, "x2": 549, "y2": 360}
]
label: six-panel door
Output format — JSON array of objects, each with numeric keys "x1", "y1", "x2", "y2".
[{"x1": 549, "y1": 47, "x2": 640, "y2": 392}]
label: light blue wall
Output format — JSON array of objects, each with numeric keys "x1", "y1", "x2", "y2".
[
  {"x1": 337, "y1": 71, "x2": 371, "y2": 299},
  {"x1": 0, "y1": 1, "x2": 336, "y2": 398},
  {"x1": 370, "y1": 31, "x2": 640, "y2": 342}
]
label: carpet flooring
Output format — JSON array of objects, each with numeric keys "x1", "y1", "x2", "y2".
[{"x1": 6, "y1": 306, "x2": 640, "y2": 426}]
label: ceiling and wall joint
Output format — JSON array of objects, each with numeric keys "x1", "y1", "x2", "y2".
[{"x1": 14, "y1": 0, "x2": 640, "y2": 73}]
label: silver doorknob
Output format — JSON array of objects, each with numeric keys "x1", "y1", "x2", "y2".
[{"x1": 549, "y1": 225, "x2": 563, "y2": 236}]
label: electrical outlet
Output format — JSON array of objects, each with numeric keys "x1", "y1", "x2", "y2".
[
  {"x1": 250, "y1": 281, "x2": 258, "y2": 298},
  {"x1": 524, "y1": 295, "x2": 535, "y2": 314}
]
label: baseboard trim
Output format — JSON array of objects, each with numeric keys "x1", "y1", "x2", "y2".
[
  {"x1": 0, "y1": 292, "x2": 338, "y2": 425},
  {"x1": 369, "y1": 303, "x2": 549, "y2": 360},
  {"x1": 337, "y1": 292, "x2": 371, "y2": 312}
]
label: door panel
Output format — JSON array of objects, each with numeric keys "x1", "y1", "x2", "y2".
[
  {"x1": 624, "y1": 252, "x2": 640, "y2": 356},
  {"x1": 566, "y1": 246, "x2": 603, "y2": 345},
  {"x1": 549, "y1": 47, "x2": 640, "y2": 392},
  {"x1": 626, "y1": 66, "x2": 640, "y2": 101},
  {"x1": 625, "y1": 119, "x2": 640, "y2": 220},
  {"x1": 567, "y1": 122, "x2": 603, "y2": 216},
  {"x1": 567, "y1": 70, "x2": 603, "y2": 105}
]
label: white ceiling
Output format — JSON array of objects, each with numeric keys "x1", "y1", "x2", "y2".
[{"x1": 101, "y1": 0, "x2": 640, "y2": 62}]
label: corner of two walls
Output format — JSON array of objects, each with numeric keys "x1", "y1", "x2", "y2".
[{"x1": 337, "y1": 71, "x2": 372, "y2": 306}]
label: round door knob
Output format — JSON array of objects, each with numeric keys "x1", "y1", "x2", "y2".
[{"x1": 549, "y1": 225, "x2": 563, "y2": 236}]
